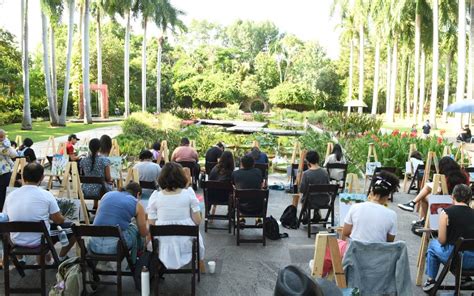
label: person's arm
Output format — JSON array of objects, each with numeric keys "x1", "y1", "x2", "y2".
[
  {"x1": 104, "y1": 165, "x2": 113, "y2": 183},
  {"x1": 189, "y1": 191, "x2": 202, "y2": 225},
  {"x1": 438, "y1": 210, "x2": 448, "y2": 245},
  {"x1": 135, "y1": 203, "x2": 148, "y2": 237},
  {"x1": 171, "y1": 148, "x2": 177, "y2": 161},
  {"x1": 0, "y1": 146, "x2": 17, "y2": 158},
  {"x1": 192, "y1": 149, "x2": 199, "y2": 162},
  {"x1": 49, "y1": 195, "x2": 65, "y2": 224},
  {"x1": 342, "y1": 205, "x2": 355, "y2": 238},
  {"x1": 386, "y1": 212, "x2": 397, "y2": 242},
  {"x1": 50, "y1": 212, "x2": 65, "y2": 224},
  {"x1": 342, "y1": 223, "x2": 353, "y2": 238},
  {"x1": 299, "y1": 173, "x2": 307, "y2": 195}
]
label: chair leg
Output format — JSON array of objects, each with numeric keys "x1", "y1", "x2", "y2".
[
  {"x1": 191, "y1": 243, "x2": 196, "y2": 296},
  {"x1": 40, "y1": 251, "x2": 46, "y2": 296},
  {"x1": 262, "y1": 219, "x2": 266, "y2": 247},
  {"x1": 429, "y1": 262, "x2": 451, "y2": 296},
  {"x1": 117, "y1": 255, "x2": 122, "y2": 296},
  {"x1": 205, "y1": 219, "x2": 208, "y2": 233},
  {"x1": 307, "y1": 209, "x2": 311, "y2": 238},
  {"x1": 4, "y1": 249, "x2": 9, "y2": 296}
]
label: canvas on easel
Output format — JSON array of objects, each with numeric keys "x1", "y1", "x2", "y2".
[
  {"x1": 325, "y1": 142, "x2": 334, "y2": 161},
  {"x1": 455, "y1": 142, "x2": 470, "y2": 167},
  {"x1": 110, "y1": 139, "x2": 120, "y2": 156},
  {"x1": 403, "y1": 144, "x2": 417, "y2": 191}
]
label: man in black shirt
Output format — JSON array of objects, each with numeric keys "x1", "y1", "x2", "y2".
[
  {"x1": 205, "y1": 142, "x2": 224, "y2": 174},
  {"x1": 231, "y1": 155, "x2": 263, "y2": 189}
]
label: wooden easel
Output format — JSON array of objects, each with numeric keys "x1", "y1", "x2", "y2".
[
  {"x1": 290, "y1": 142, "x2": 300, "y2": 165},
  {"x1": 8, "y1": 158, "x2": 26, "y2": 187},
  {"x1": 455, "y1": 142, "x2": 470, "y2": 167},
  {"x1": 442, "y1": 145, "x2": 452, "y2": 157},
  {"x1": 312, "y1": 232, "x2": 347, "y2": 288},
  {"x1": 421, "y1": 151, "x2": 439, "y2": 189},
  {"x1": 325, "y1": 142, "x2": 334, "y2": 160},
  {"x1": 291, "y1": 149, "x2": 307, "y2": 207},
  {"x1": 403, "y1": 144, "x2": 418, "y2": 192},
  {"x1": 190, "y1": 140, "x2": 196, "y2": 149},
  {"x1": 415, "y1": 174, "x2": 448, "y2": 286},
  {"x1": 364, "y1": 143, "x2": 379, "y2": 189},
  {"x1": 80, "y1": 137, "x2": 90, "y2": 146},
  {"x1": 14, "y1": 135, "x2": 22, "y2": 146},
  {"x1": 160, "y1": 140, "x2": 169, "y2": 163},
  {"x1": 110, "y1": 139, "x2": 120, "y2": 156},
  {"x1": 45, "y1": 136, "x2": 56, "y2": 157},
  {"x1": 345, "y1": 173, "x2": 360, "y2": 194},
  {"x1": 124, "y1": 167, "x2": 139, "y2": 185},
  {"x1": 56, "y1": 142, "x2": 66, "y2": 155}
]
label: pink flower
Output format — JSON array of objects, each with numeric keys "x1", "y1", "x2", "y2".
[
  {"x1": 391, "y1": 130, "x2": 400, "y2": 136},
  {"x1": 410, "y1": 132, "x2": 417, "y2": 138},
  {"x1": 440, "y1": 129, "x2": 446, "y2": 136},
  {"x1": 401, "y1": 132, "x2": 408, "y2": 138},
  {"x1": 381, "y1": 142, "x2": 389, "y2": 148},
  {"x1": 437, "y1": 137, "x2": 443, "y2": 144}
]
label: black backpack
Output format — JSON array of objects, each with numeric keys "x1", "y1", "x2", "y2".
[
  {"x1": 280, "y1": 205, "x2": 298, "y2": 229},
  {"x1": 264, "y1": 216, "x2": 289, "y2": 240}
]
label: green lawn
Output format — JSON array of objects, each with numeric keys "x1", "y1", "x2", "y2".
[{"x1": 3, "y1": 121, "x2": 120, "y2": 143}]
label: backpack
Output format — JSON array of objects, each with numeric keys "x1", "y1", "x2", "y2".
[
  {"x1": 280, "y1": 205, "x2": 298, "y2": 229},
  {"x1": 49, "y1": 257, "x2": 97, "y2": 296},
  {"x1": 264, "y1": 216, "x2": 289, "y2": 240}
]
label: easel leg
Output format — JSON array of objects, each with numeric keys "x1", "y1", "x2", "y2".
[
  {"x1": 311, "y1": 233, "x2": 328, "y2": 278},
  {"x1": 327, "y1": 236, "x2": 347, "y2": 288},
  {"x1": 416, "y1": 232, "x2": 429, "y2": 286}
]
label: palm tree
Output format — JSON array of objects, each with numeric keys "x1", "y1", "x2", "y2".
[
  {"x1": 418, "y1": 49, "x2": 426, "y2": 122},
  {"x1": 428, "y1": 0, "x2": 439, "y2": 127},
  {"x1": 413, "y1": 1, "x2": 422, "y2": 122},
  {"x1": 91, "y1": 1, "x2": 103, "y2": 117},
  {"x1": 21, "y1": 0, "x2": 31, "y2": 130},
  {"x1": 455, "y1": 0, "x2": 466, "y2": 126},
  {"x1": 469, "y1": 0, "x2": 474, "y2": 102},
  {"x1": 59, "y1": 0, "x2": 75, "y2": 126},
  {"x1": 82, "y1": 0, "x2": 92, "y2": 123}
]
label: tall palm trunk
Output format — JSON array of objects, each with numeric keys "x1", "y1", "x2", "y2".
[
  {"x1": 59, "y1": 0, "x2": 74, "y2": 126},
  {"x1": 348, "y1": 39, "x2": 354, "y2": 102},
  {"x1": 469, "y1": 0, "x2": 474, "y2": 101},
  {"x1": 141, "y1": 19, "x2": 147, "y2": 112},
  {"x1": 385, "y1": 43, "x2": 392, "y2": 118},
  {"x1": 50, "y1": 26, "x2": 58, "y2": 114},
  {"x1": 418, "y1": 50, "x2": 426, "y2": 123},
  {"x1": 21, "y1": 0, "x2": 31, "y2": 130},
  {"x1": 429, "y1": 0, "x2": 439, "y2": 128},
  {"x1": 358, "y1": 24, "x2": 364, "y2": 113},
  {"x1": 371, "y1": 41, "x2": 380, "y2": 115},
  {"x1": 455, "y1": 0, "x2": 467, "y2": 126},
  {"x1": 413, "y1": 13, "x2": 421, "y2": 122},
  {"x1": 156, "y1": 35, "x2": 163, "y2": 113},
  {"x1": 406, "y1": 57, "x2": 411, "y2": 119},
  {"x1": 82, "y1": 0, "x2": 92, "y2": 124},
  {"x1": 388, "y1": 40, "x2": 398, "y2": 122},
  {"x1": 41, "y1": 10, "x2": 59, "y2": 125},
  {"x1": 442, "y1": 53, "x2": 452, "y2": 123},
  {"x1": 96, "y1": 9, "x2": 102, "y2": 117},
  {"x1": 124, "y1": 10, "x2": 131, "y2": 118}
]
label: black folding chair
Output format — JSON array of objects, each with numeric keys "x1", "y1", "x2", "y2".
[
  {"x1": 465, "y1": 167, "x2": 474, "y2": 191},
  {"x1": 80, "y1": 176, "x2": 110, "y2": 216},
  {"x1": 139, "y1": 180, "x2": 158, "y2": 190},
  {"x1": 72, "y1": 225, "x2": 136, "y2": 296},
  {"x1": 326, "y1": 163, "x2": 348, "y2": 193},
  {"x1": 176, "y1": 161, "x2": 199, "y2": 190},
  {"x1": 408, "y1": 164, "x2": 425, "y2": 194},
  {"x1": 367, "y1": 167, "x2": 397, "y2": 202},
  {"x1": 204, "y1": 161, "x2": 218, "y2": 175},
  {"x1": 429, "y1": 237, "x2": 474, "y2": 296},
  {"x1": 234, "y1": 189, "x2": 269, "y2": 246},
  {"x1": 290, "y1": 163, "x2": 308, "y2": 193},
  {"x1": 0, "y1": 221, "x2": 60, "y2": 296},
  {"x1": 202, "y1": 180, "x2": 234, "y2": 233},
  {"x1": 298, "y1": 184, "x2": 339, "y2": 238},
  {"x1": 149, "y1": 225, "x2": 200, "y2": 296}
]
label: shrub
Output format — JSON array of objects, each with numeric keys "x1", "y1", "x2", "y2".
[
  {"x1": 0, "y1": 109, "x2": 22, "y2": 125},
  {"x1": 324, "y1": 112, "x2": 383, "y2": 136},
  {"x1": 307, "y1": 110, "x2": 328, "y2": 124},
  {"x1": 298, "y1": 130, "x2": 333, "y2": 162},
  {"x1": 268, "y1": 82, "x2": 315, "y2": 110}
]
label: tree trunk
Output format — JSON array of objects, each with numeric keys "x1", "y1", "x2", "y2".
[
  {"x1": 418, "y1": 49, "x2": 426, "y2": 123},
  {"x1": 358, "y1": 23, "x2": 364, "y2": 113},
  {"x1": 371, "y1": 41, "x2": 380, "y2": 115},
  {"x1": 124, "y1": 10, "x2": 131, "y2": 118},
  {"x1": 96, "y1": 9, "x2": 102, "y2": 117},
  {"x1": 406, "y1": 56, "x2": 411, "y2": 119},
  {"x1": 41, "y1": 10, "x2": 59, "y2": 125},
  {"x1": 156, "y1": 36, "x2": 163, "y2": 113},
  {"x1": 413, "y1": 13, "x2": 421, "y2": 122},
  {"x1": 456, "y1": 0, "x2": 467, "y2": 126},
  {"x1": 59, "y1": 0, "x2": 74, "y2": 126},
  {"x1": 82, "y1": 0, "x2": 92, "y2": 124},
  {"x1": 385, "y1": 43, "x2": 391, "y2": 118},
  {"x1": 50, "y1": 26, "x2": 58, "y2": 115},
  {"x1": 388, "y1": 40, "x2": 398, "y2": 122},
  {"x1": 21, "y1": 0, "x2": 31, "y2": 130},
  {"x1": 348, "y1": 39, "x2": 354, "y2": 102},
  {"x1": 429, "y1": 0, "x2": 439, "y2": 128},
  {"x1": 400, "y1": 56, "x2": 408, "y2": 119},
  {"x1": 469, "y1": 0, "x2": 474, "y2": 102},
  {"x1": 142, "y1": 19, "x2": 147, "y2": 112},
  {"x1": 442, "y1": 54, "x2": 452, "y2": 123}
]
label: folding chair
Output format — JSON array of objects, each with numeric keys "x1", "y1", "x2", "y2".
[
  {"x1": 72, "y1": 225, "x2": 136, "y2": 296},
  {"x1": 202, "y1": 180, "x2": 234, "y2": 233},
  {"x1": 176, "y1": 161, "x2": 199, "y2": 190},
  {"x1": 290, "y1": 163, "x2": 308, "y2": 193},
  {"x1": 298, "y1": 184, "x2": 339, "y2": 238},
  {"x1": 234, "y1": 189, "x2": 269, "y2": 246},
  {"x1": 367, "y1": 167, "x2": 397, "y2": 202},
  {"x1": 0, "y1": 221, "x2": 60, "y2": 296},
  {"x1": 149, "y1": 225, "x2": 200, "y2": 296},
  {"x1": 326, "y1": 163, "x2": 348, "y2": 193},
  {"x1": 429, "y1": 238, "x2": 474, "y2": 296},
  {"x1": 408, "y1": 164, "x2": 425, "y2": 194},
  {"x1": 139, "y1": 181, "x2": 157, "y2": 190},
  {"x1": 255, "y1": 163, "x2": 269, "y2": 188}
]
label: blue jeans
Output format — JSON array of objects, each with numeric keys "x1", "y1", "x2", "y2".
[{"x1": 426, "y1": 239, "x2": 474, "y2": 278}]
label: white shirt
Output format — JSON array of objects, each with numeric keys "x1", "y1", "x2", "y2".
[
  {"x1": 133, "y1": 161, "x2": 161, "y2": 183},
  {"x1": 3, "y1": 185, "x2": 60, "y2": 246},
  {"x1": 344, "y1": 202, "x2": 397, "y2": 243}
]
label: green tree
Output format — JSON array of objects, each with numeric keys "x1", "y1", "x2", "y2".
[{"x1": 268, "y1": 82, "x2": 315, "y2": 110}]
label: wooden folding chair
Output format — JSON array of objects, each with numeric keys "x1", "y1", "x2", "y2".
[
  {"x1": 326, "y1": 163, "x2": 348, "y2": 193},
  {"x1": 201, "y1": 180, "x2": 234, "y2": 233},
  {"x1": 72, "y1": 224, "x2": 136, "y2": 296},
  {"x1": 367, "y1": 167, "x2": 398, "y2": 201},
  {"x1": 298, "y1": 184, "x2": 339, "y2": 238},
  {"x1": 149, "y1": 225, "x2": 200, "y2": 296},
  {"x1": 0, "y1": 221, "x2": 60, "y2": 296},
  {"x1": 234, "y1": 189, "x2": 269, "y2": 246},
  {"x1": 79, "y1": 176, "x2": 109, "y2": 216}
]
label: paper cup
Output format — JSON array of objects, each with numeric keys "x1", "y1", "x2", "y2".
[
  {"x1": 208, "y1": 261, "x2": 216, "y2": 274},
  {"x1": 309, "y1": 259, "x2": 314, "y2": 271}
]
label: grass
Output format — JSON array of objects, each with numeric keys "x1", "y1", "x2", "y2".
[{"x1": 3, "y1": 121, "x2": 120, "y2": 143}]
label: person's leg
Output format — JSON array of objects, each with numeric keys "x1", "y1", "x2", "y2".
[
  {"x1": 425, "y1": 240, "x2": 453, "y2": 279},
  {"x1": 420, "y1": 198, "x2": 429, "y2": 220},
  {"x1": 398, "y1": 184, "x2": 432, "y2": 212},
  {"x1": 0, "y1": 172, "x2": 12, "y2": 211}
]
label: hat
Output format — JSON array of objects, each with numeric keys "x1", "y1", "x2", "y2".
[
  {"x1": 68, "y1": 134, "x2": 80, "y2": 141},
  {"x1": 274, "y1": 265, "x2": 324, "y2": 296}
]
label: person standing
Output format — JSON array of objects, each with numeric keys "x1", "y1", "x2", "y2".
[
  {"x1": 422, "y1": 120, "x2": 431, "y2": 139},
  {"x1": 0, "y1": 129, "x2": 17, "y2": 210},
  {"x1": 205, "y1": 142, "x2": 224, "y2": 173}
]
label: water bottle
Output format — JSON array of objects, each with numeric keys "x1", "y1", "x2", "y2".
[
  {"x1": 141, "y1": 266, "x2": 150, "y2": 296},
  {"x1": 56, "y1": 226, "x2": 69, "y2": 247}
]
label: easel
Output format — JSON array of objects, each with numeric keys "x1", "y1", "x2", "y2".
[
  {"x1": 45, "y1": 136, "x2": 56, "y2": 157},
  {"x1": 124, "y1": 167, "x2": 139, "y2": 185},
  {"x1": 415, "y1": 174, "x2": 448, "y2": 286},
  {"x1": 110, "y1": 139, "x2": 120, "y2": 156},
  {"x1": 190, "y1": 140, "x2": 196, "y2": 149},
  {"x1": 57, "y1": 162, "x2": 90, "y2": 225},
  {"x1": 289, "y1": 142, "x2": 301, "y2": 182},
  {"x1": 14, "y1": 135, "x2": 22, "y2": 146},
  {"x1": 291, "y1": 149, "x2": 307, "y2": 207},
  {"x1": 252, "y1": 140, "x2": 260, "y2": 148},
  {"x1": 47, "y1": 149, "x2": 68, "y2": 190},
  {"x1": 312, "y1": 232, "x2": 347, "y2": 288},
  {"x1": 80, "y1": 137, "x2": 90, "y2": 146},
  {"x1": 403, "y1": 144, "x2": 417, "y2": 192},
  {"x1": 364, "y1": 143, "x2": 379, "y2": 190},
  {"x1": 442, "y1": 145, "x2": 452, "y2": 157},
  {"x1": 325, "y1": 142, "x2": 334, "y2": 160},
  {"x1": 421, "y1": 151, "x2": 439, "y2": 189},
  {"x1": 345, "y1": 173, "x2": 360, "y2": 194},
  {"x1": 8, "y1": 158, "x2": 26, "y2": 187},
  {"x1": 455, "y1": 142, "x2": 470, "y2": 167},
  {"x1": 160, "y1": 141, "x2": 169, "y2": 163}
]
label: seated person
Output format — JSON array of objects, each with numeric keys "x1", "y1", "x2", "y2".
[
  {"x1": 3, "y1": 163, "x2": 75, "y2": 262},
  {"x1": 323, "y1": 144, "x2": 346, "y2": 181},
  {"x1": 409, "y1": 150, "x2": 424, "y2": 176},
  {"x1": 457, "y1": 124, "x2": 472, "y2": 142},
  {"x1": 422, "y1": 184, "x2": 474, "y2": 292},
  {"x1": 343, "y1": 171, "x2": 399, "y2": 243},
  {"x1": 299, "y1": 150, "x2": 330, "y2": 206},
  {"x1": 89, "y1": 182, "x2": 148, "y2": 259},
  {"x1": 99, "y1": 134, "x2": 112, "y2": 157},
  {"x1": 150, "y1": 141, "x2": 162, "y2": 163},
  {"x1": 231, "y1": 155, "x2": 263, "y2": 189},
  {"x1": 248, "y1": 147, "x2": 269, "y2": 164},
  {"x1": 18, "y1": 138, "x2": 37, "y2": 163},
  {"x1": 65, "y1": 134, "x2": 80, "y2": 161},
  {"x1": 398, "y1": 156, "x2": 469, "y2": 225},
  {"x1": 205, "y1": 142, "x2": 224, "y2": 173},
  {"x1": 133, "y1": 150, "x2": 161, "y2": 199},
  {"x1": 209, "y1": 151, "x2": 234, "y2": 182},
  {"x1": 171, "y1": 137, "x2": 200, "y2": 177},
  {"x1": 79, "y1": 138, "x2": 113, "y2": 199},
  {"x1": 0, "y1": 129, "x2": 17, "y2": 211},
  {"x1": 147, "y1": 162, "x2": 205, "y2": 269}
]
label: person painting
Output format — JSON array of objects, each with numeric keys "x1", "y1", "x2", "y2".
[
  {"x1": 65, "y1": 134, "x2": 80, "y2": 161},
  {"x1": 0, "y1": 129, "x2": 17, "y2": 210},
  {"x1": 99, "y1": 134, "x2": 113, "y2": 156}
]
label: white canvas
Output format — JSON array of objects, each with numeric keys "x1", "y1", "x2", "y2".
[
  {"x1": 338, "y1": 193, "x2": 367, "y2": 226},
  {"x1": 428, "y1": 195, "x2": 453, "y2": 230},
  {"x1": 365, "y1": 162, "x2": 382, "y2": 176}
]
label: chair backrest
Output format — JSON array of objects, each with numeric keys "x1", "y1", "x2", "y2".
[
  {"x1": 326, "y1": 163, "x2": 348, "y2": 181},
  {"x1": 373, "y1": 166, "x2": 397, "y2": 176},
  {"x1": 454, "y1": 237, "x2": 474, "y2": 253},
  {"x1": 202, "y1": 180, "x2": 233, "y2": 206},
  {"x1": 205, "y1": 162, "x2": 218, "y2": 175},
  {"x1": 234, "y1": 189, "x2": 269, "y2": 217},
  {"x1": 305, "y1": 184, "x2": 339, "y2": 209},
  {"x1": 140, "y1": 181, "x2": 157, "y2": 190},
  {"x1": 149, "y1": 225, "x2": 199, "y2": 237},
  {"x1": 72, "y1": 224, "x2": 123, "y2": 238},
  {"x1": 464, "y1": 167, "x2": 474, "y2": 174},
  {"x1": 291, "y1": 163, "x2": 308, "y2": 180},
  {"x1": 176, "y1": 161, "x2": 197, "y2": 176},
  {"x1": 79, "y1": 176, "x2": 106, "y2": 185}
]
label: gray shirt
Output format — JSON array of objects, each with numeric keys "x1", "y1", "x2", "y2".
[
  {"x1": 299, "y1": 167, "x2": 330, "y2": 206},
  {"x1": 133, "y1": 161, "x2": 161, "y2": 183}
]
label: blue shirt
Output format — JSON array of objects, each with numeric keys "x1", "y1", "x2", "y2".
[{"x1": 93, "y1": 191, "x2": 137, "y2": 231}]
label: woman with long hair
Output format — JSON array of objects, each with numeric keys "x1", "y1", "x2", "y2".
[
  {"x1": 99, "y1": 135, "x2": 112, "y2": 156},
  {"x1": 323, "y1": 144, "x2": 347, "y2": 181},
  {"x1": 209, "y1": 151, "x2": 234, "y2": 181},
  {"x1": 80, "y1": 138, "x2": 113, "y2": 199}
]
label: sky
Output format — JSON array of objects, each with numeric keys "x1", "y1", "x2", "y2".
[{"x1": 0, "y1": 0, "x2": 341, "y2": 59}]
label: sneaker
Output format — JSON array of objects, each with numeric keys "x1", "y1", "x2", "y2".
[
  {"x1": 422, "y1": 278, "x2": 436, "y2": 292},
  {"x1": 398, "y1": 201, "x2": 416, "y2": 212},
  {"x1": 412, "y1": 219, "x2": 425, "y2": 226}
]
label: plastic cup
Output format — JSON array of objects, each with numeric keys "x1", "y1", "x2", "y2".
[
  {"x1": 208, "y1": 261, "x2": 216, "y2": 274},
  {"x1": 309, "y1": 259, "x2": 314, "y2": 271}
]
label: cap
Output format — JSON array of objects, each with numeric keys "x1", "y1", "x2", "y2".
[{"x1": 68, "y1": 134, "x2": 80, "y2": 141}]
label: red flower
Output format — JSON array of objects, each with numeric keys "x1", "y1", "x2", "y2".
[
  {"x1": 381, "y1": 142, "x2": 389, "y2": 148},
  {"x1": 391, "y1": 129, "x2": 400, "y2": 136},
  {"x1": 401, "y1": 132, "x2": 408, "y2": 138},
  {"x1": 440, "y1": 129, "x2": 446, "y2": 136},
  {"x1": 410, "y1": 132, "x2": 417, "y2": 138},
  {"x1": 437, "y1": 137, "x2": 443, "y2": 144}
]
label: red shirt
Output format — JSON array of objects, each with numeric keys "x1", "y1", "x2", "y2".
[{"x1": 66, "y1": 142, "x2": 75, "y2": 155}]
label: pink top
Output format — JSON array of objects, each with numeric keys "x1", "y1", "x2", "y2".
[{"x1": 172, "y1": 146, "x2": 198, "y2": 162}]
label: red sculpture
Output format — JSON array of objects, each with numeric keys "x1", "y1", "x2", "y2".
[{"x1": 79, "y1": 84, "x2": 109, "y2": 119}]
